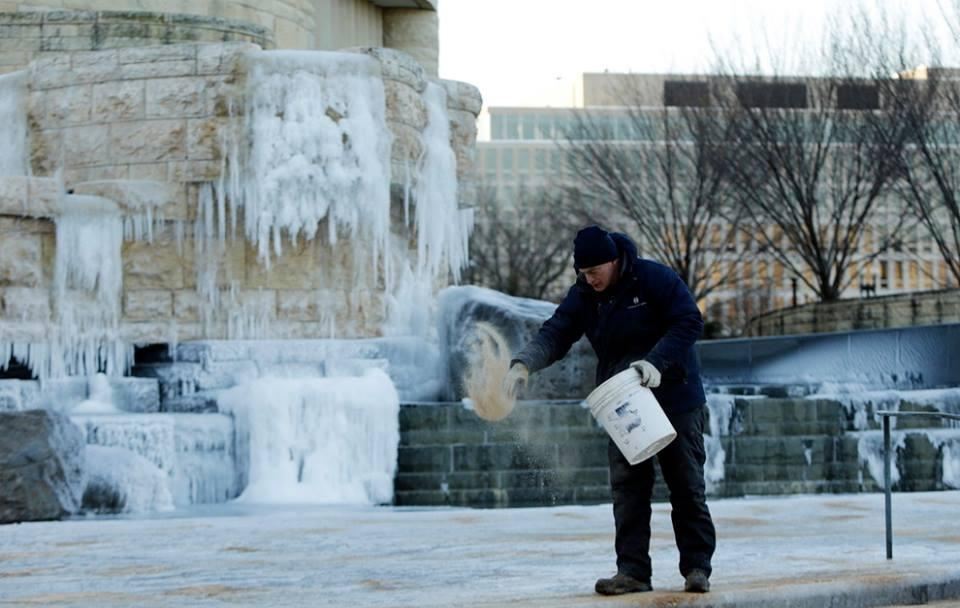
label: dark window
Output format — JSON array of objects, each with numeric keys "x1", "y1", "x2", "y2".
[
  {"x1": 837, "y1": 84, "x2": 879, "y2": 109},
  {"x1": 736, "y1": 82, "x2": 807, "y2": 108},
  {"x1": 664, "y1": 81, "x2": 710, "y2": 107}
]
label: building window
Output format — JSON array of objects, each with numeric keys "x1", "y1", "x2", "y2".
[
  {"x1": 534, "y1": 148, "x2": 546, "y2": 171},
  {"x1": 837, "y1": 83, "x2": 879, "y2": 110},
  {"x1": 736, "y1": 82, "x2": 807, "y2": 108},
  {"x1": 501, "y1": 148, "x2": 513, "y2": 172},
  {"x1": 491, "y1": 117, "x2": 505, "y2": 140},
  {"x1": 522, "y1": 115, "x2": 535, "y2": 139},
  {"x1": 664, "y1": 81, "x2": 710, "y2": 107},
  {"x1": 505, "y1": 114, "x2": 519, "y2": 139},
  {"x1": 517, "y1": 148, "x2": 530, "y2": 171}
]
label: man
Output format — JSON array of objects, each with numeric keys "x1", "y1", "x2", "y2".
[{"x1": 504, "y1": 225, "x2": 715, "y2": 595}]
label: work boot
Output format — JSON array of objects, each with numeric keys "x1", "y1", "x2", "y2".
[
  {"x1": 684, "y1": 569, "x2": 710, "y2": 593},
  {"x1": 594, "y1": 572, "x2": 652, "y2": 595}
]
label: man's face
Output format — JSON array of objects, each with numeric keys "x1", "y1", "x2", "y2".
[{"x1": 580, "y1": 260, "x2": 618, "y2": 292}]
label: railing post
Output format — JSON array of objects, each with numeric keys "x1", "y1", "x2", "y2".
[{"x1": 883, "y1": 414, "x2": 892, "y2": 560}]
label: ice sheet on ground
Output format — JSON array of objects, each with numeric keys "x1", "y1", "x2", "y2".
[{"x1": 1, "y1": 491, "x2": 958, "y2": 607}]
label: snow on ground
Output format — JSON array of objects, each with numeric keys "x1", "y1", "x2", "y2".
[{"x1": 1, "y1": 491, "x2": 958, "y2": 607}]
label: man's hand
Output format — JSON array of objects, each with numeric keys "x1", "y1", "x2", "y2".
[
  {"x1": 503, "y1": 362, "x2": 529, "y2": 399},
  {"x1": 630, "y1": 360, "x2": 661, "y2": 388}
]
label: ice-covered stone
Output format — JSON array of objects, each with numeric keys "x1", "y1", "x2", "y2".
[
  {"x1": 73, "y1": 412, "x2": 238, "y2": 505},
  {"x1": 0, "y1": 409, "x2": 86, "y2": 523},
  {"x1": 82, "y1": 444, "x2": 174, "y2": 514},
  {"x1": 437, "y1": 286, "x2": 597, "y2": 401}
]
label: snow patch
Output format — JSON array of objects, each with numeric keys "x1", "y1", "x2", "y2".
[{"x1": 83, "y1": 444, "x2": 174, "y2": 514}]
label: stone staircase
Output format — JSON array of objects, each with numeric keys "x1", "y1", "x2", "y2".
[{"x1": 394, "y1": 395, "x2": 960, "y2": 507}]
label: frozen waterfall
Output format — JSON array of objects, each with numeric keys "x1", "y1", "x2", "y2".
[{"x1": 219, "y1": 369, "x2": 400, "y2": 505}]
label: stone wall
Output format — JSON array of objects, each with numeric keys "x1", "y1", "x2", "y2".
[
  {"x1": 0, "y1": 11, "x2": 272, "y2": 75},
  {"x1": 0, "y1": 41, "x2": 482, "y2": 372},
  {"x1": 1, "y1": 1, "x2": 438, "y2": 56},
  {"x1": 748, "y1": 288, "x2": 960, "y2": 337},
  {"x1": 6, "y1": 0, "x2": 316, "y2": 49},
  {"x1": 395, "y1": 396, "x2": 960, "y2": 507}
]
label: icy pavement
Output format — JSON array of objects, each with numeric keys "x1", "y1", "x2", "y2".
[{"x1": 1, "y1": 492, "x2": 960, "y2": 607}]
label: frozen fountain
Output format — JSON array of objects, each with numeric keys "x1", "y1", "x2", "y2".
[{"x1": 0, "y1": 31, "x2": 482, "y2": 515}]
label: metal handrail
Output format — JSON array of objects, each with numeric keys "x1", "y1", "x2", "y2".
[{"x1": 876, "y1": 409, "x2": 960, "y2": 559}]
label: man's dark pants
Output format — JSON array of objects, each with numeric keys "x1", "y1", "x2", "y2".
[{"x1": 607, "y1": 406, "x2": 716, "y2": 581}]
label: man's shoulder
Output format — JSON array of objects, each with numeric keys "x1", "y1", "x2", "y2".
[{"x1": 631, "y1": 258, "x2": 678, "y2": 282}]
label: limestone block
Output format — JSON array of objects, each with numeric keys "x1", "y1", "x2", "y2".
[
  {"x1": 180, "y1": 238, "x2": 245, "y2": 289},
  {"x1": 72, "y1": 180, "x2": 185, "y2": 219},
  {"x1": 167, "y1": 159, "x2": 220, "y2": 182},
  {"x1": 0, "y1": 409, "x2": 86, "y2": 523},
  {"x1": 127, "y1": 162, "x2": 168, "y2": 182},
  {"x1": 110, "y1": 119, "x2": 187, "y2": 163},
  {"x1": 146, "y1": 77, "x2": 207, "y2": 119},
  {"x1": 92, "y1": 80, "x2": 146, "y2": 122},
  {"x1": 346, "y1": 46, "x2": 426, "y2": 92},
  {"x1": 448, "y1": 108, "x2": 478, "y2": 145},
  {"x1": 441, "y1": 79, "x2": 483, "y2": 116},
  {"x1": 30, "y1": 130, "x2": 61, "y2": 176},
  {"x1": 384, "y1": 79, "x2": 427, "y2": 130},
  {"x1": 63, "y1": 124, "x2": 110, "y2": 166},
  {"x1": 0, "y1": 286, "x2": 50, "y2": 321},
  {"x1": 0, "y1": 176, "x2": 25, "y2": 210},
  {"x1": 277, "y1": 289, "x2": 318, "y2": 321},
  {"x1": 41, "y1": 84, "x2": 92, "y2": 127},
  {"x1": 122, "y1": 239, "x2": 186, "y2": 290},
  {"x1": 117, "y1": 44, "x2": 197, "y2": 65},
  {"x1": 0, "y1": 232, "x2": 42, "y2": 287},
  {"x1": 382, "y1": 9, "x2": 439, "y2": 79},
  {"x1": 196, "y1": 42, "x2": 260, "y2": 76},
  {"x1": 202, "y1": 75, "x2": 240, "y2": 117},
  {"x1": 27, "y1": 53, "x2": 74, "y2": 90},
  {"x1": 62, "y1": 165, "x2": 130, "y2": 185},
  {"x1": 121, "y1": 322, "x2": 179, "y2": 345},
  {"x1": 117, "y1": 60, "x2": 197, "y2": 81},
  {"x1": 173, "y1": 289, "x2": 201, "y2": 322},
  {"x1": 124, "y1": 290, "x2": 173, "y2": 320},
  {"x1": 186, "y1": 117, "x2": 224, "y2": 160},
  {"x1": 244, "y1": 238, "x2": 318, "y2": 289},
  {"x1": 389, "y1": 121, "x2": 424, "y2": 165},
  {"x1": 274, "y1": 17, "x2": 312, "y2": 50}
]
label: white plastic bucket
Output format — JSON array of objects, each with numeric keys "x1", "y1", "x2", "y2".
[{"x1": 586, "y1": 368, "x2": 677, "y2": 465}]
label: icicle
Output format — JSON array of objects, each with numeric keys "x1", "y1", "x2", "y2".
[
  {"x1": 223, "y1": 50, "x2": 392, "y2": 277},
  {"x1": 0, "y1": 70, "x2": 28, "y2": 176},
  {"x1": 414, "y1": 82, "x2": 470, "y2": 282}
]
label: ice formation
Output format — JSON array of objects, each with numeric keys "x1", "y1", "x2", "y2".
[
  {"x1": 83, "y1": 445, "x2": 174, "y2": 514},
  {"x1": 855, "y1": 430, "x2": 905, "y2": 487},
  {"x1": 704, "y1": 394, "x2": 735, "y2": 490},
  {"x1": 72, "y1": 373, "x2": 119, "y2": 414},
  {"x1": 45, "y1": 195, "x2": 130, "y2": 378},
  {"x1": 0, "y1": 70, "x2": 27, "y2": 176},
  {"x1": 73, "y1": 413, "x2": 238, "y2": 506},
  {"x1": 413, "y1": 82, "x2": 471, "y2": 282},
  {"x1": 218, "y1": 369, "x2": 400, "y2": 505},
  {"x1": 227, "y1": 50, "x2": 391, "y2": 270}
]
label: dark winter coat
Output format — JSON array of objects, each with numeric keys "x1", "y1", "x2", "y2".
[{"x1": 514, "y1": 233, "x2": 706, "y2": 414}]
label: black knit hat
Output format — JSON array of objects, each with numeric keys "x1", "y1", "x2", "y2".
[{"x1": 573, "y1": 225, "x2": 618, "y2": 270}]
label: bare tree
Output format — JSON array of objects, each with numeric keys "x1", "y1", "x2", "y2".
[
  {"x1": 883, "y1": 1, "x2": 960, "y2": 286},
  {"x1": 561, "y1": 87, "x2": 742, "y2": 304},
  {"x1": 712, "y1": 23, "x2": 918, "y2": 301},
  {"x1": 464, "y1": 184, "x2": 574, "y2": 301}
]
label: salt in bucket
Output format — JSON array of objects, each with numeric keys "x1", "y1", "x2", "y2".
[{"x1": 586, "y1": 368, "x2": 677, "y2": 464}]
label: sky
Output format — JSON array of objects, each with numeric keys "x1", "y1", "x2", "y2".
[{"x1": 437, "y1": 0, "x2": 951, "y2": 111}]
